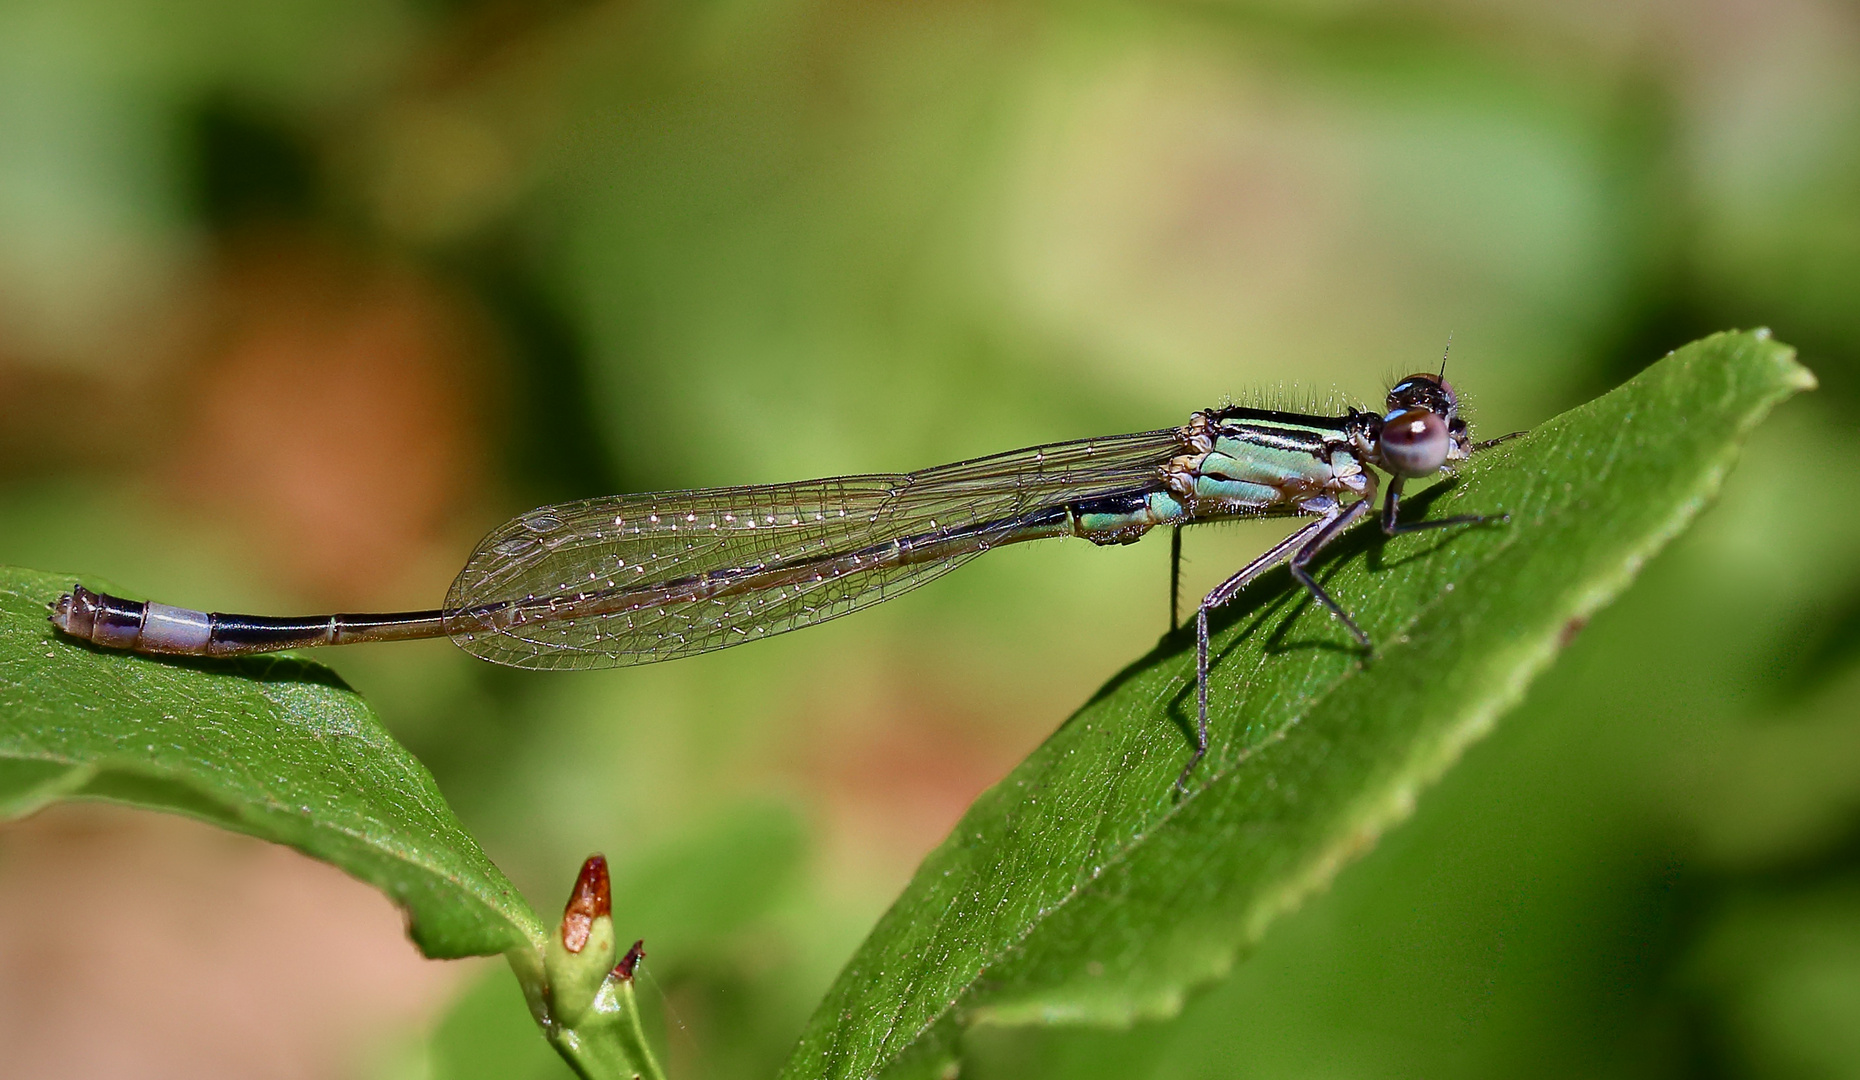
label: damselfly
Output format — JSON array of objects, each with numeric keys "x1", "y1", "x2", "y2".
[{"x1": 51, "y1": 371, "x2": 1509, "y2": 787}]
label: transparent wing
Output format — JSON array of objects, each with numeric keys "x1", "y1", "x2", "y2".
[{"x1": 442, "y1": 428, "x2": 1186, "y2": 670}]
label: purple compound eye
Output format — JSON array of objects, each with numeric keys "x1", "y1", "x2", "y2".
[{"x1": 1379, "y1": 407, "x2": 1450, "y2": 476}]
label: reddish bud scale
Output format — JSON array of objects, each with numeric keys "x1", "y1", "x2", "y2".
[
  {"x1": 616, "y1": 939, "x2": 646, "y2": 981},
  {"x1": 560, "y1": 854, "x2": 611, "y2": 953}
]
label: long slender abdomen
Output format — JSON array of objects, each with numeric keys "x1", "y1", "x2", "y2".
[{"x1": 49, "y1": 585, "x2": 446, "y2": 657}]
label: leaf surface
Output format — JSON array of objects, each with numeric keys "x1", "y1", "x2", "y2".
[
  {"x1": 0, "y1": 568, "x2": 542, "y2": 959},
  {"x1": 781, "y1": 331, "x2": 1815, "y2": 1080}
]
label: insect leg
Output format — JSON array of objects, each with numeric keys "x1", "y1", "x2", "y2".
[
  {"x1": 1288, "y1": 497, "x2": 1375, "y2": 648},
  {"x1": 1169, "y1": 525, "x2": 1183, "y2": 630},
  {"x1": 1179, "y1": 511, "x2": 1335, "y2": 794},
  {"x1": 1380, "y1": 474, "x2": 1506, "y2": 536}
]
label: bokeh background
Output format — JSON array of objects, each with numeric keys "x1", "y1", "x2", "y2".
[{"x1": 2, "y1": 0, "x2": 1858, "y2": 1077}]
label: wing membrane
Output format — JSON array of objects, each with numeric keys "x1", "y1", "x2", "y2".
[{"x1": 443, "y1": 428, "x2": 1185, "y2": 669}]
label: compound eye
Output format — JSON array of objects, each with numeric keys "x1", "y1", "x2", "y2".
[
  {"x1": 1387, "y1": 373, "x2": 1458, "y2": 415},
  {"x1": 1379, "y1": 408, "x2": 1450, "y2": 476}
]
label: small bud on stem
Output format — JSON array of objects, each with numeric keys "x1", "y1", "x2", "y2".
[
  {"x1": 524, "y1": 855, "x2": 668, "y2": 1080},
  {"x1": 546, "y1": 854, "x2": 617, "y2": 1027},
  {"x1": 561, "y1": 854, "x2": 611, "y2": 953}
]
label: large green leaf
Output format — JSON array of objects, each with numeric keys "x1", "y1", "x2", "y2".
[
  {"x1": 0, "y1": 568, "x2": 542, "y2": 959},
  {"x1": 781, "y1": 330, "x2": 1814, "y2": 1080}
]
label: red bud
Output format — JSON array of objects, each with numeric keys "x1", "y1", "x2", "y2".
[
  {"x1": 616, "y1": 939, "x2": 646, "y2": 980},
  {"x1": 560, "y1": 854, "x2": 611, "y2": 953}
]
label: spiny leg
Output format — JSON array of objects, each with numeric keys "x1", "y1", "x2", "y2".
[
  {"x1": 1301, "y1": 467, "x2": 1513, "y2": 645},
  {"x1": 1383, "y1": 474, "x2": 1510, "y2": 535},
  {"x1": 1178, "y1": 513, "x2": 1335, "y2": 794},
  {"x1": 1389, "y1": 427, "x2": 1522, "y2": 531},
  {"x1": 1379, "y1": 474, "x2": 1502, "y2": 536},
  {"x1": 1284, "y1": 495, "x2": 1377, "y2": 650},
  {"x1": 1179, "y1": 452, "x2": 1519, "y2": 793}
]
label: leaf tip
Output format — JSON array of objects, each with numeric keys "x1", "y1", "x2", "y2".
[{"x1": 1733, "y1": 327, "x2": 1816, "y2": 393}]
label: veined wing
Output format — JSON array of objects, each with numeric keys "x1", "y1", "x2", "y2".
[
  {"x1": 884, "y1": 427, "x2": 1184, "y2": 516},
  {"x1": 442, "y1": 428, "x2": 1186, "y2": 670}
]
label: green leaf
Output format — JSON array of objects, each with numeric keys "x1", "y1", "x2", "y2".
[
  {"x1": 0, "y1": 567, "x2": 543, "y2": 960},
  {"x1": 781, "y1": 330, "x2": 1815, "y2": 1080}
]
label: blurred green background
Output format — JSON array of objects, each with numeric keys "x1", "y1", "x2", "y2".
[{"x1": 1, "y1": 0, "x2": 1857, "y2": 1077}]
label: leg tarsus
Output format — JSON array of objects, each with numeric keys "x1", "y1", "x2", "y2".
[
  {"x1": 1385, "y1": 512, "x2": 1498, "y2": 536},
  {"x1": 1289, "y1": 559, "x2": 1372, "y2": 648},
  {"x1": 1174, "y1": 741, "x2": 1206, "y2": 795},
  {"x1": 1381, "y1": 470, "x2": 1507, "y2": 537}
]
